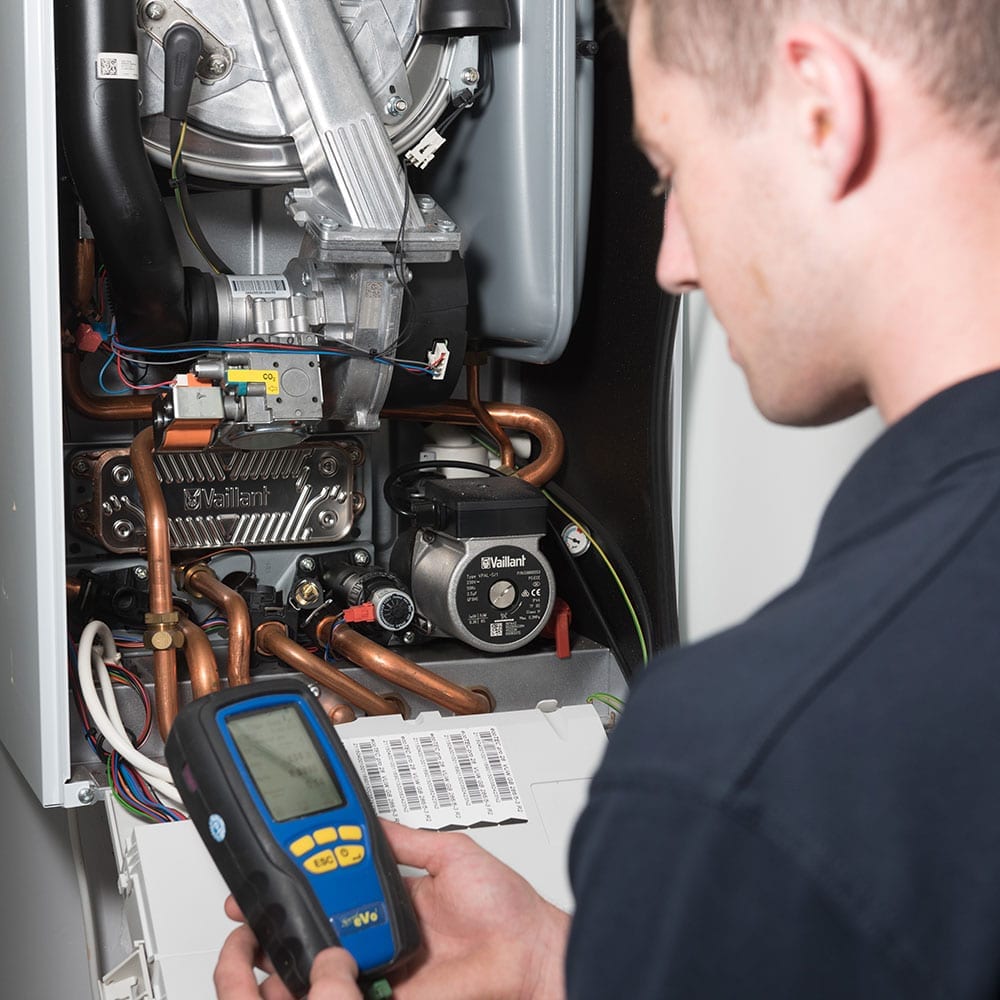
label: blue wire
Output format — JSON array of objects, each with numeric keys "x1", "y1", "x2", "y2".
[{"x1": 98, "y1": 352, "x2": 130, "y2": 395}]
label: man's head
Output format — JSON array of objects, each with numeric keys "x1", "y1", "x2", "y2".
[
  {"x1": 619, "y1": 0, "x2": 1000, "y2": 426},
  {"x1": 608, "y1": 0, "x2": 1000, "y2": 157}
]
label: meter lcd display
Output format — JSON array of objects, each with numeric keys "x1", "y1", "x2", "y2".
[{"x1": 228, "y1": 705, "x2": 345, "y2": 822}]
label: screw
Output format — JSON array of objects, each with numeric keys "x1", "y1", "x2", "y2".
[
  {"x1": 352, "y1": 549, "x2": 370, "y2": 567},
  {"x1": 385, "y1": 96, "x2": 409, "y2": 117},
  {"x1": 317, "y1": 215, "x2": 340, "y2": 232},
  {"x1": 307, "y1": 682, "x2": 321, "y2": 698},
  {"x1": 298, "y1": 556, "x2": 317, "y2": 574},
  {"x1": 144, "y1": 1, "x2": 166, "y2": 20},
  {"x1": 74, "y1": 505, "x2": 90, "y2": 523},
  {"x1": 206, "y1": 53, "x2": 228, "y2": 77},
  {"x1": 577, "y1": 39, "x2": 600, "y2": 59},
  {"x1": 318, "y1": 510, "x2": 338, "y2": 529},
  {"x1": 133, "y1": 566, "x2": 149, "y2": 581},
  {"x1": 112, "y1": 519, "x2": 134, "y2": 540},
  {"x1": 461, "y1": 67, "x2": 480, "y2": 85},
  {"x1": 435, "y1": 219, "x2": 457, "y2": 232},
  {"x1": 402, "y1": 631, "x2": 417, "y2": 645},
  {"x1": 417, "y1": 195, "x2": 435, "y2": 212},
  {"x1": 78, "y1": 786, "x2": 96, "y2": 805},
  {"x1": 421, "y1": 530, "x2": 437, "y2": 545},
  {"x1": 318, "y1": 456, "x2": 339, "y2": 477},
  {"x1": 111, "y1": 464, "x2": 133, "y2": 485},
  {"x1": 344, "y1": 444, "x2": 363, "y2": 465},
  {"x1": 71, "y1": 458, "x2": 90, "y2": 477}
]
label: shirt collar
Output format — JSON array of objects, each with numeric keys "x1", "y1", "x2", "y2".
[{"x1": 809, "y1": 370, "x2": 1000, "y2": 565}]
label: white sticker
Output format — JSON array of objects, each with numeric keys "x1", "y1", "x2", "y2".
[
  {"x1": 208, "y1": 813, "x2": 227, "y2": 842},
  {"x1": 226, "y1": 275, "x2": 291, "y2": 300},
  {"x1": 344, "y1": 727, "x2": 526, "y2": 830},
  {"x1": 96, "y1": 52, "x2": 140, "y2": 81}
]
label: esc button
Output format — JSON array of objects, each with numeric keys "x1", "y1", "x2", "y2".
[{"x1": 303, "y1": 850, "x2": 339, "y2": 874}]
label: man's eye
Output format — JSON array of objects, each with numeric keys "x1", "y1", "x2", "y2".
[{"x1": 650, "y1": 177, "x2": 672, "y2": 200}]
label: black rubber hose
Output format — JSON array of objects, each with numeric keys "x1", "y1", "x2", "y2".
[{"x1": 55, "y1": 0, "x2": 190, "y2": 346}]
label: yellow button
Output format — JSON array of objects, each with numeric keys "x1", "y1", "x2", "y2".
[
  {"x1": 303, "y1": 850, "x2": 339, "y2": 874},
  {"x1": 338, "y1": 825, "x2": 363, "y2": 841},
  {"x1": 314, "y1": 827, "x2": 338, "y2": 845},
  {"x1": 290, "y1": 835, "x2": 316, "y2": 857},
  {"x1": 335, "y1": 845, "x2": 366, "y2": 868}
]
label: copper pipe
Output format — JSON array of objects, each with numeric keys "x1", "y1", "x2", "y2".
[
  {"x1": 177, "y1": 614, "x2": 221, "y2": 700},
  {"x1": 466, "y1": 364, "x2": 516, "y2": 470},
  {"x1": 318, "y1": 620, "x2": 492, "y2": 716},
  {"x1": 66, "y1": 578, "x2": 82, "y2": 602},
  {"x1": 74, "y1": 240, "x2": 96, "y2": 315},
  {"x1": 154, "y1": 646, "x2": 178, "y2": 739},
  {"x1": 131, "y1": 427, "x2": 182, "y2": 738},
  {"x1": 329, "y1": 704, "x2": 357, "y2": 725},
  {"x1": 179, "y1": 564, "x2": 252, "y2": 687},
  {"x1": 382, "y1": 401, "x2": 564, "y2": 487},
  {"x1": 131, "y1": 429, "x2": 172, "y2": 616},
  {"x1": 255, "y1": 622, "x2": 399, "y2": 717},
  {"x1": 62, "y1": 351, "x2": 155, "y2": 422}
]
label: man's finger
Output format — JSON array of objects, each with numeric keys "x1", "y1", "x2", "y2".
[
  {"x1": 381, "y1": 820, "x2": 477, "y2": 875},
  {"x1": 307, "y1": 947, "x2": 362, "y2": 999},
  {"x1": 214, "y1": 924, "x2": 266, "y2": 997}
]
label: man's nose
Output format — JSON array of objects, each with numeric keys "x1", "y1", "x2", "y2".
[{"x1": 655, "y1": 195, "x2": 699, "y2": 293}]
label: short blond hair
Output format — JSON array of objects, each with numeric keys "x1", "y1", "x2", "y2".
[{"x1": 608, "y1": 0, "x2": 1000, "y2": 155}]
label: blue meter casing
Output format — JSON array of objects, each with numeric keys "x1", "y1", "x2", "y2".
[{"x1": 164, "y1": 680, "x2": 420, "y2": 998}]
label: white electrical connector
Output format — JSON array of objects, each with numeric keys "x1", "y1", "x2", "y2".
[
  {"x1": 428, "y1": 339, "x2": 450, "y2": 380},
  {"x1": 406, "y1": 128, "x2": 447, "y2": 169}
]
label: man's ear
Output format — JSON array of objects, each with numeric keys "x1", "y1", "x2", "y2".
[{"x1": 780, "y1": 25, "x2": 872, "y2": 199}]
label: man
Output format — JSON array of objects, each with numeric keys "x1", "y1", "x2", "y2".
[{"x1": 217, "y1": 0, "x2": 1000, "y2": 995}]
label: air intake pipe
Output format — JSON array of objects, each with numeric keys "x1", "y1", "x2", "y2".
[{"x1": 55, "y1": 0, "x2": 190, "y2": 346}]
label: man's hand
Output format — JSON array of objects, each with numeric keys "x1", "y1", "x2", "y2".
[
  {"x1": 385, "y1": 822, "x2": 569, "y2": 1000},
  {"x1": 212, "y1": 822, "x2": 569, "y2": 1000}
]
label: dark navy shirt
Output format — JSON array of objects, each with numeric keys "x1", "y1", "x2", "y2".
[{"x1": 568, "y1": 372, "x2": 1000, "y2": 999}]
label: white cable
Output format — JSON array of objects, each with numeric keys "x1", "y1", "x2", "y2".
[
  {"x1": 77, "y1": 619, "x2": 182, "y2": 805},
  {"x1": 66, "y1": 809, "x2": 102, "y2": 1000}
]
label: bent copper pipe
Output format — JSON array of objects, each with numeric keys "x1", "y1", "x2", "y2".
[
  {"x1": 466, "y1": 364, "x2": 516, "y2": 470},
  {"x1": 131, "y1": 427, "x2": 181, "y2": 737},
  {"x1": 382, "y1": 401, "x2": 564, "y2": 487},
  {"x1": 177, "y1": 614, "x2": 221, "y2": 700},
  {"x1": 317, "y1": 620, "x2": 492, "y2": 716},
  {"x1": 66, "y1": 577, "x2": 82, "y2": 602},
  {"x1": 62, "y1": 351, "x2": 155, "y2": 422},
  {"x1": 179, "y1": 564, "x2": 251, "y2": 688},
  {"x1": 255, "y1": 622, "x2": 399, "y2": 717}
]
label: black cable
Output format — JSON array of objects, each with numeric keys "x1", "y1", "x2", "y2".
[
  {"x1": 544, "y1": 478, "x2": 656, "y2": 665},
  {"x1": 169, "y1": 119, "x2": 234, "y2": 275},
  {"x1": 383, "y1": 460, "x2": 508, "y2": 517},
  {"x1": 649, "y1": 291, "x2": 682, "y2": 649},
  {"x1": 544, "y1": 512, "x2": 633, "y2": 676}
]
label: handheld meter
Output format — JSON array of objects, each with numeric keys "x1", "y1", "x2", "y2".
[{"x1": 164, "y1": 680, "x2": 420, "y2": 997}]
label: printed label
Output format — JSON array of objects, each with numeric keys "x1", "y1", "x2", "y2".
[
  {"x1": 226, "y1": 275, "x2": 290, "y2": 299},
  {"x1": 226, "y1": 369, "x2": 281, "y2": 395},
  {"x1": 96, "y1": 53, "x2": 139, "y2": 80},
  {"x1": 344, "y1": 727, "x2": 526, "y2": 830}
]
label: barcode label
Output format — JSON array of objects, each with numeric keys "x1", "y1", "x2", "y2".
[
  {"x1": 447, "y1": 731, "x2": 485, "y2": 806},
  {"x1": 475, "y1": 728, "x2": 519, "y2": 805},
  {"x1": 343, "y1": 727, "x2": 525, "y2": 830},
  {"x1": 351, "y1": 739, "x2": 395, "y2": 821},
  {"x1": 416, "y1": 734, "x2": 456, "y2": 810},
  {"x1": 96, "y1": 53, "x2": 139, "y2": 80},
  {"x1": 226, "y1": 275, "x2": 290, "y2": 299}
]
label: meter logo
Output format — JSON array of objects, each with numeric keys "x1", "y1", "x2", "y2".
[
  {"x1": 208, "y1": 813, "x2": 227, "y2": 842},
  {"x1": 332, "y1": 901, "x2": 388, "y2": 936}
]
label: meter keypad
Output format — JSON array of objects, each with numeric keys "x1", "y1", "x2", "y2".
[{"x1": 292, "y1": 825, "x2": 366, "y2": 875}]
